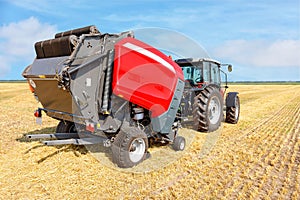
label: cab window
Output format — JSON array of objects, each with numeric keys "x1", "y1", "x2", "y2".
[
  {"x1": 211, "y1": 63, "x2": 220, "y2": 85},
  {"x1": 203, "y1": 62, "x2": 210, "y2": 82},
  {"x1": 181, "y1": 66, "x2": 203, "y2": 85},
  {"x1": 194, "y1": 67, "x2": 202, "y2": 83}
]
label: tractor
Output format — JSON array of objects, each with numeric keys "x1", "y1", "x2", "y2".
[
  {"x1": 175, "y1": 58, "x2": 240, "y2": 132},
  {"x1": 22, "y1": 25, "x2": 239, "y2": 168}
]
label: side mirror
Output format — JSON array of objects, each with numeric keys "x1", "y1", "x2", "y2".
[{"x1": 228, "y1": 64, "x2": 233, "y2": 72}]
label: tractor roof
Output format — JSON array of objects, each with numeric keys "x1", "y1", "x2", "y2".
[{"x1": 175, "y1": 58, "x2": 221, "y2": 66}]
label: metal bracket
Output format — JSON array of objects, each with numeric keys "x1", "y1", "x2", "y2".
[{"x1": 26, "y1": 132, "x2": 111, "y2": 147}]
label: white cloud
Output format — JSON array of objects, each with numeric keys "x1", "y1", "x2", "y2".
[
  {"x1": 0, "y1": 17, "x2": 57, "y2": 78},
  {"x1": 0, "y1": 17, "x2": 56, "y2": 57},
  {"x1": 213, "y1": 39, "x2": 300, "y2": 67}
]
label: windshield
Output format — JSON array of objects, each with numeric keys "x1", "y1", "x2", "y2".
[
  {"x1": 181, "y1": 65, "x2": 203, "y2": 85},
  {"x1": 177, "y1": 60, "x2": 221, "y2": 86}
]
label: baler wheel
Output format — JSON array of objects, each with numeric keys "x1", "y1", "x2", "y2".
[
  {"x1": 193, "y1": 86, "x2": 223, "y2": 132},
  {"x1": 225, "y1": 96, "x2": 240, "y2": 124},
  {"x1": 56, "y1": 121, "x2": 77, "y2": 133},
  {"x1": 111, "y1": 127, "x2": 148, "y2": 168},
  {"x1": 172, "y1": 136, "x2": 186, "y2": 151}
]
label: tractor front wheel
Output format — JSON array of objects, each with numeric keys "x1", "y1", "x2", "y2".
[
  {"x1": 111, "y1": 127, "x2": 148, "y2": 168},
  {"x1": 225, "y1": 96, "x2": 240, "y2": 124}
]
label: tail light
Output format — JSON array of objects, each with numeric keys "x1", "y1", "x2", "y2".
[
  {"x1": 34, "y1": 109, "x2": 42, "y2": 118},
  {"x1": 34, "y1": 109, "x2": 42, "y2": 125}
]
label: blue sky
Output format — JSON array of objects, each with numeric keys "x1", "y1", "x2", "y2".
[{"x1": 0, "y1": 0, "x2": 299, "y2": 81}]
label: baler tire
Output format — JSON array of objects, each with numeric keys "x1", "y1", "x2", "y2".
[
  {"x1": 172, "y1": 136, "x2": 186, "y2": 151},
  {"x1": 111, "y1": 127, "x2": 148, "y2": 168},
  {"x1": 56, "y1": 121, "x2": 77, "y2": 133},
  {"x1": 225, "y1": 96, "x2": 240, "y2": 124},
  {"x1": 193, "y1": 86, "x2": 223, "y2": 132}
]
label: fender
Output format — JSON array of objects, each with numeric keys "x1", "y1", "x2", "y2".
[{"x1": 226, "y1": 92, "x2": 239, "y2": 107}]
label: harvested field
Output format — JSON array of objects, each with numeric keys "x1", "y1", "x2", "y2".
[{"x1": 0, "y1": 83, "x2": 299, "y2": 199}]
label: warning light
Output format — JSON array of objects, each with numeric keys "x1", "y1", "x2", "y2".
[{"x1": 34, "y1": 109, "x2": 42, "y2": 118}]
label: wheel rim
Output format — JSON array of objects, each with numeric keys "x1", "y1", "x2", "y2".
[
  {"x1": 129, "y1": 138, "x2": 146, "y2": 163},
  {"x1": 235, "y1": 100, "x2": 239, "y2": 120},
  {"x1": 208, "y1": 96, "x2": 221, "y2": 124},
  {"x1": 179, "y1": 140, "x2": 185, "y2": 150},
  {"x1": 68, "y1": 124, "x2": 77, "y2": 133}
]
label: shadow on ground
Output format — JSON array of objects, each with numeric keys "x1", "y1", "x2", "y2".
[
  {"x1": 17, "y1": 126, "x2": 56, "y2": 143},
  {"x1": 15, "y1": 127, "x2": 113, "y2": 164}
]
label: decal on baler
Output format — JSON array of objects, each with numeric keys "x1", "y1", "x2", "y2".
[{"x1": 122, "y1": 42, "x2": 176, "y2": 74}]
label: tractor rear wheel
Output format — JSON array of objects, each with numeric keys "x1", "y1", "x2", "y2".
[
  {"x1": 193, "y1": 86, "x2": 223, "y2": 132},
  {"x1": 225, "y1": 96, "x2": 240, "y2": 124},
  {"x1": 56, "y1": 121, "x2": 77, "y2": 133},
  {"x1": 111, "y1": 126, "x2": 148, "y2": 168}
]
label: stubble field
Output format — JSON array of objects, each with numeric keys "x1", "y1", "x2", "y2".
[{"x1": 0, "y1": 83, "x2": 299, "y2": 199}]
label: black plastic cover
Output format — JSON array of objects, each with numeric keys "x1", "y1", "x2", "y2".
[{"x1": 35, "y1": 35, "x2": 77, "y2": 59}]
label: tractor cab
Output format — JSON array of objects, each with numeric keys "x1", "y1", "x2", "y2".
[
  {"x1": 174, "y1": 58, "x2": 239, "y2": 132},
  {"x1": 175, "y1": 58, "x2": 221, "y2": 89}
]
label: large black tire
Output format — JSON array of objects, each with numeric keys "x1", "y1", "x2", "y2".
[
  {"x1": 111, "y1": 127, "x2": 148, "y2": 168},
  {"x1": 56, "y1": 121, "x2": 77, "y2": 133},
  {"x1": 193, "y1": 86, "x2": 224, "y2": 132},
  {"x1": 225, "y1": 96, "x2": 240, "y2": 124}
]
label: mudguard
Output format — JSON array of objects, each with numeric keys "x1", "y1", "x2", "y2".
[{"x1": 226, "y1": 92, "x2": 239, "y2": 107}]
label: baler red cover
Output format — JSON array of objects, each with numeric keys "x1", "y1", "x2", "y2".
[{"x1": 113, "y1": 37, "x2": 184, "y2": 117}]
